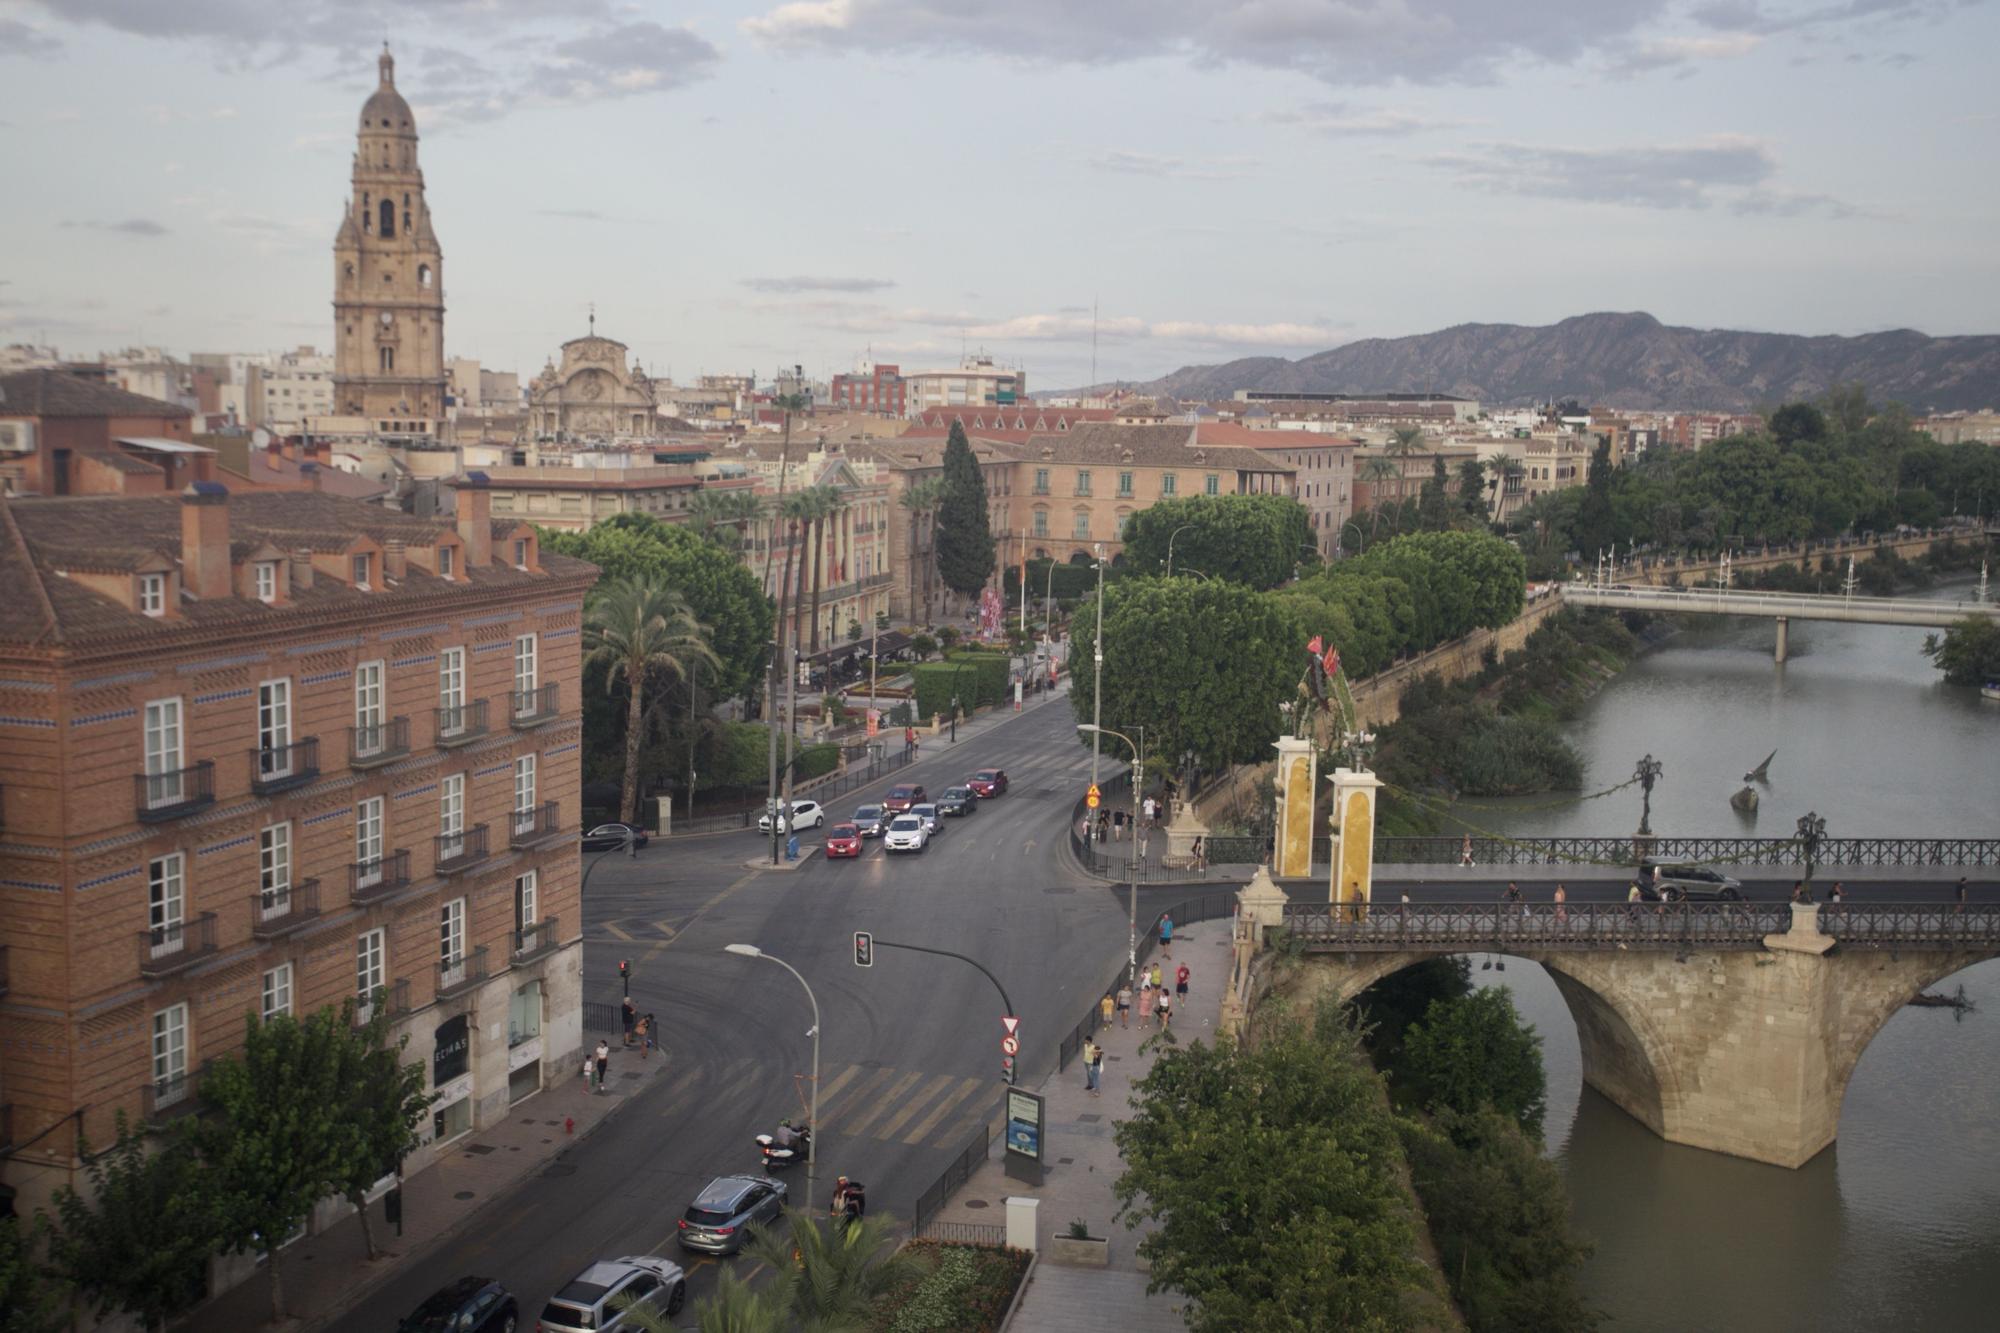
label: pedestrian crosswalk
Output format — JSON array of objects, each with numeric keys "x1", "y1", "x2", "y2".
[{"x1": 651, "y1": 1057, "x2": 998, "y2": 1150}]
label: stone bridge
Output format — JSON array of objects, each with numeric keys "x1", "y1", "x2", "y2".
[
  {"x1": 1562, "y1": 583, "x2": 1997, "y2": 660},
  {"x1": 1277, "y1": 899, "x2": 2000, "y2": 1168}
]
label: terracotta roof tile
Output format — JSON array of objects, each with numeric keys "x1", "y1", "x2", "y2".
[{"x1": 0, "y1": 369, "x2": 191, "y2": 419}]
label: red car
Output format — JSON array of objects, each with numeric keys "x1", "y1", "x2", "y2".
[
  {"x1": 882, "y1": 783, "x2": 927, "y2": 813},
  {"x1": 824, "y1": 823, "x2": 863, "y2": 858},
  {"x1": 968, "y1": 769, "x2": 1009, "y2": 798}
]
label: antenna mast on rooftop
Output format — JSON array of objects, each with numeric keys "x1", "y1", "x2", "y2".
[{"x1": 1091, "y1": 297, "x2": 1098, "y2": 389}]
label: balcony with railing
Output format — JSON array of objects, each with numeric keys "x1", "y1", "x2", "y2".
[
  {"x1": 250, "y1": 879, "x2": 321, "y2": 939},
  {"x1": 134, "y1": 761, "x2": 215, "y2": 822},
  {"x1": 349, "y1": 849, "x2": 411, "y2": 905},
  {"x1": 434, "y1": 699, "x2": 489, "y2": 749},
  {"x1": 348, "y1": 716, "x2": 411, "y2": 770},
  {"x1": 249, "y1": 737, "x2": 320, "y2": 796},
  {"x1": 354, "y1": 977, "x2": 412, "y2": 1027},
  {"x1": 514, "y1": 916, "x2": 559, "y2": 962},
  {"x1": 509, "y1": 801, "x2": 563, "y2": 850},
  {"x1": 138, "y1": 912, "x2": 218, "y2": 978},
  {"x1": 436, "y1": 946, "x2": 489, "y2": 1001},
  {"x1": 143, "y1": 1063, "x2": 207, "y2": 1123},
  {"x1": 433, "y1": 825, "x2": 490, "y2": 876},
  {"x1": 509, "y1": 682, "x2": 560, "y2": 729}
]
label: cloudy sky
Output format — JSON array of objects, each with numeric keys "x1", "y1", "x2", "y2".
[{"x1": 2, "y1": 0, "x2": 1994, "y2": 389}]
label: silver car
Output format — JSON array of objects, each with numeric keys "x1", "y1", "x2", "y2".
[
  {"x1": 537, "y1": 1256, "x2": 686, "y2": 1332},
  {"x1": 910, "y1": 803, "x2": 944, "y2": 835},
  {"x1": 678, "y1": 1174, "x2": 787, "y2": 1256},
  {"x1": 1644, "y1": 862, "x2": 1744, "y2": 901}
]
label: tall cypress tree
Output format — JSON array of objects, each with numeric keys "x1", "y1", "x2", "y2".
[{"x1": 935, "y1": 421, "x2": 996, "y2": 600}]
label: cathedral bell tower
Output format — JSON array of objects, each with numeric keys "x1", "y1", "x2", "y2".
[{"x1": 333, "y1": 45, "x2": 446, "y2": 426}]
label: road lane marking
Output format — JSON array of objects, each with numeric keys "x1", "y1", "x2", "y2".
[
  {"x1": 653, "y1": 919, "x2": 680, "y2": 939},
  {"x1": 873, "y1": 1073, "x2": 961, "y2": 1142},
  {"x1": 841, "y1": 1070, "x2": 924, "y2": 1138},
  {"x1": 901, "y1": 1076, "x2": 987, "y2": 1146},
  {"x1": 601, "y1": 920, "x2": 637, "y2": 942},
  {"x1": 812, "y1": 1063, "x2": 864, "y2": 1109},
  {"x1": 819, "y1": 1065, "x2": 899, "y2": 1124}
]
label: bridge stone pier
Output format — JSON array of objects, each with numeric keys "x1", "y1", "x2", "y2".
[{"x1": 1291, "y1": 903, "x2": 1999, "y2": 1169}]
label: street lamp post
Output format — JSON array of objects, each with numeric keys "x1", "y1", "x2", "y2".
[
  {"x1": 723, "y1": 944, "x2": 821, "y2": 1213},
  {"x1": 1079, "y1": 723, "x2": 1143, "y2": 989},
  {"x1": 1634, "y1": 754, "x2": 1664, "y2": 837},
  {"x1": 1091, "y1": 544, "x2": 1105, "y2": 795},
  {"x1": 1164, "y1": 523, "x2": 1196, "y2": 578},
  {"x1": 1796, "y1": 811, "x2": 1827, "y2": 892}
]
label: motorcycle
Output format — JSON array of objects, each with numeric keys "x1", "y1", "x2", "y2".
[{"x1": 754, "y1": 1127, "x2": 811, "y2": 1170}]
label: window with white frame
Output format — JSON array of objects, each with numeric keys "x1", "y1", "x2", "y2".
[
  {"x1": 257, "y1": 679, "x2": 292, "y2": 777},
  {"x1": 261, "y1": 963, "x2": 293, "y2": 1020},
  {"x1": 153, "y1": 1003, "x2": 188, "y2": 1103},
  {"x1": 514, "y1": 869, "x2": 537, "y2": 939},
  {"x1": 356, "y1": 929, "x2": 385, "y2": 1011},
  {"x1": 259, "y1": 822, "x2": 292, "y2": 916},
  {"x1": 513, "y1": 537, "x2": 530, "y2": 569},
  {"x1": 513, "y1": 634, "x2": 538, "y2": 709},
  {"x1": 513, "y1": 754, "x2": 537, "y2": 832},
  {"x1": 439, "y1": 896, "x2": 466, "y2": 976},
  {"x1": 254, "y1": 561, "x2": 278, "y2": 604},
  {"x1": 355, "y1": 797, "x2": 384, "y2": 882},
  {"x1": 439, "y1": 772, "x2": 465, "y2": 862},
  {"x1": 1072, "y1": 511, "x2": 1090, "y2": 540},
  {"x1": 142, "y1": 698, "x2": 184, "y2": 805},
  {"x1": 352, "y1": 553, "x2": 372, "y2": 589},
  {"x1": 1205, "y1": 473, "x2": 1220, "y2": 496},
  {"x1": 139, "y1": 572, "x2": 166, "y2": 616},
  {"x1": 437, "y1": 545, "x2": 455, "y2": 580},
  {"x1": 438, "y1": 647, "x2": 465, "y2": 731},
  {"x1": 354, "y1": 661, "x2": 385, "y2": 752},
  {"x1": 1162, "y1": 473, "x2": 1178, "y2": 496},
  {"x1": 148, "y1": 853, "x2": 185, "y2": 956}
]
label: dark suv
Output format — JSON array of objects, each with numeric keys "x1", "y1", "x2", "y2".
[
  {"x1": 397, "y1": 1277, "x2": 516, "y2": 1333},
  {"x1": 679, "y1": 1174, "x2": 788, "y2": 1255}
]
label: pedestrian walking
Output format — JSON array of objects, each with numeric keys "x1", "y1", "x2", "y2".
[
  {"x1": 1100, "y1": 991, "x2": 1115, "y2": 1029},
  {"x1": 1458, "y1": 834, "x2": 1475, "y2": 867},
  {"x1": 1143, "y1": 795, "x2": 1157, "y2": 827},
  {"x1": 1504, "y1": 881, "x2": 1525, "y2": 925},
  {"x1": 1112, "y1": 807, "x2": 1126, "y2": 841},
  {"x1": 1627, "y1": 881, "x2": 1642, "y2": 918},
  {"x1": 1176, "y1": 962, "x2": 1190, "y2": 1001},
  {"x1": 1137, "y1": 984, "x2": 1155, "y2": 1021},
  {"x1": 1828, "y1": 882, "x2": 1845, "y2": 911},
  {"x1": 1956, "y1": 876, "x2": 1969, "y2": 914},
  {"x1": 1553, "y1": 882, "x2": 1569, "y2": 926},
  {"x1": 1149, "y1": 961, "x2": 1164, "y2": 990},
  {"x1": 1157, "y1": 988, "x2": 1172, "y2": 1030},
  {"x1": 1116, "y1": 982, "x2": 1133, "y2": 1028},
  {"x1": 593, "y1": 1039, "x2": 610, "y2": 1095},
  {"x1": 645, "y1": 1013, "x2": 659, "y2": 1057},
  {"x1": 634, "y1": 1014, "x2": 649, "y2": 1059},
  {"x1": 1090, "y1": 1041, "x2": 1105, "y2": 1091},
  {"x1": 582, "y1": 1052, "x2": 594, "y2": 1093},
  {"x1": 1191, "y1": 835, "x2": 1206, "y2": 872},
  {"x1": 1083, "y1": 1039, "x2": 1101, "y2": 1095},
  {"x1": 1159, "y1": 912, "x2": 1174, "y2": 957},
  {"x1": 622, "y1": 996, "x2": 637, "y2": 1047},
  {"x1": 1096, "y1": 810, "x2": 1109, "y2": 843}
]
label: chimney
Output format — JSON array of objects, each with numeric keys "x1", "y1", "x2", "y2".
[
  {"x1": 383, "y1": 538, "x2": 408, "y2": 581},
  {"x1": 290, "y1": 547, "x2": 315, "y2": 592},
  {"x1": 179, "y1": 482, "x2": 232, "y2": 599},
  {"x1": 456, "y1": 472, "x2": 492, "y2": 567},
  {"x1": 299, "y1": 460, "x2": 322, "y2": 492}
]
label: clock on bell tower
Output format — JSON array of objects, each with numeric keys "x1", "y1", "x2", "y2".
[{"x1": 332, "y1": 44, "x2": 446, "y2": 427}]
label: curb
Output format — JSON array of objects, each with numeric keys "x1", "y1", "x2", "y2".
[{"x1": 997, "y1": 1251, "x2": 1040, "y2": 1332}]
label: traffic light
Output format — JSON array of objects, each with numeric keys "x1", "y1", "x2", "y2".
[
  {"x1": 1001, "y1": 1054, "x2": 1016, "y2": 1084},
  {"x1": 854, "y1": 931, "x2": 874, "y2": 968},
  {"x1": 618, "y1": 959, "x2": 630, "y2": 980}
]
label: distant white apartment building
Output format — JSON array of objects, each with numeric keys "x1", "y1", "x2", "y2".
[
  {"x1": 244, "y1": 347, "x2": 336, "y2": 431},
  {"x1": 904, "y1": 353, "x2": 1027, "y2": 415}
]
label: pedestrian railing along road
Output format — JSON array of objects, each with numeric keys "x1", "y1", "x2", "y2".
[
  {"x1": 1362, "y1": 835, "x2": 2000, "y2": 869},
  {"x1": 1280, "y1": 902, "x2": 2000, "y2": 952}
]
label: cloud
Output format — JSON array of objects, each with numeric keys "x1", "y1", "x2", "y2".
[
  {"x1": 741, "y1": 276, "x2": 898, "y2": 294},
  {"x1": 0, "y1": 18, "x2": 62, "y2": 55},
  {"x1": 1262, "y1": 101, "x2": 1473, "y2": 137},
  {"x1": 1087, "y1": 150, "x2": 1256, "y2": 180},
  {"x1": 1150, "y1": 321, "x2": 1337, "y2": 347},
  {"x1": 745, "y1": 0, "x2": 1681, "y2": 86},
  {"x1": 531, "y1": 22, "x2": 720, "y2": 99},
  {"x1": 61, "y1": 218, "x2": 169, "y2": 236},
  {"x1": 1730, "y1": 188, "x2": 1866, "y2": 219},
  {"x1": 1691, "y1": 0, "x2": 1956, "y2": 37},
  {"x1": 1426, "y1": 134, "x2": 1776, "y2": 208},
  {"x1": 1610, "y1": 31, "x2": 1762, "y2": 73}
]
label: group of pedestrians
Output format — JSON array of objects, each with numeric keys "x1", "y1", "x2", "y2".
[{"x1": 1103, "y1": 957, "x2": 1190, "y2": 1040}]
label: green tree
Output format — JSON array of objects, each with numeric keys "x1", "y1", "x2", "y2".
[
  {"x1": 686, "y1": 487, "x2": 765, "y2": 551},
  {"x1": 1069, "y1": 576, "x2": 1307, "y2": 783},
  {"x1": 1114, "y1": 1000, "x2": 1430, "y2": 1331},
  {"x1": 1921, "y1": 616, "x2": 2000, "y2": 686},
  {"x1": 1120, "y1": 493, "x2": 1315, "y2": 589},
  {"x1": 753, "y1": 1208, "x2": 918, "y2": 1331},
  {"x1": 1397, "y1": 1108, "x2": 1599, "y2": 1332},
  {"x1": 1457, "y1": 458, "x2": 1490, "y2": 520},
  {"x1": 1573, "y1": 438, "x2": 1615, "y2": 558},
  {"x1": 1768, "y1": 402, "x2": 1828, "y2": 447},
  {"x1": 196, "y1": 1008, "x2": 359, "y2": 1324},
  {"x1": 54, "y1": 1115, "x2": 218, "y2": 1333},
  {"x1": 1401, "y1": 987, "x2": 1548, "y2": 1138},
  {"x1": 1385, "y1": 425, "x2": 1426, "y2": 503},
  {"x1": 1358, "y1": 457, "x2": 1402, "y2": 540},
  {"x1": 585, "y1": 576, "x2": 721, "y2": 824},
  {"x1": 1351, "y1": 957, "x2": 1472, "y2": 1072},
  {"x1": 0, "y1": 1214, "x2": 67, "y2": 1333},
  {"x1": 934, "y1": 422, "x2": 996, "y2": 602},
  {"x1": 333, "y1": 1002, "x2": 435, "y2": 1261}
]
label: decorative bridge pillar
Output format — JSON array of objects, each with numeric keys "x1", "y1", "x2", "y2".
[
  {"x1": 1774, "y1": 615, "x2": 1789, "y2": 663},
  {"x1": 1272, "y1": 735, "x2": 1317, "y2": 880},
  {"x1": 1328, "y1": 766, "x2": 1382, "y2": 915}
]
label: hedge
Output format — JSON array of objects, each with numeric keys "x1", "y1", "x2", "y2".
[
  {"x1": 1004, "y1": 558, "x2": 1107, "y2": 602},
  {"x1": 912, "y1": 655, "x2": 1011, "y2": 720}
]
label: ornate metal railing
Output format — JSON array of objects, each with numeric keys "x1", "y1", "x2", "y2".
[
  {"x1": 1280, "y1": 902, "x2": 1999, "y2": 951},
  {"x1": 1370, "y1": 836, "x2": 2000, "y2": 869}
]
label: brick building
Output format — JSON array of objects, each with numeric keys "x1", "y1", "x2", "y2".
[
  {"x1": 0, "y1": 368, "x2": 200, "y2": 497},
  {"x1": 0, "y1": 481, "x2": 595, "y2": 1228}
]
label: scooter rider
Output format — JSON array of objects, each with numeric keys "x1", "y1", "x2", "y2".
[
  {"x1": 773, "y1": 1119, "x2": 799, "y2": 1153},
  {"x1": 832, "y1": 1175, "x2": 866, "y2": 1219}
]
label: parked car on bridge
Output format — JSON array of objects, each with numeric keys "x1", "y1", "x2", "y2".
[{"x1": 1640, "y1": 862, "x2": 1745, "y2": 901}]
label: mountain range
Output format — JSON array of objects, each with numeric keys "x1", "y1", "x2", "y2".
[{"x1": 1110, "y1": 312, "x2": 2000, "y2": 413}]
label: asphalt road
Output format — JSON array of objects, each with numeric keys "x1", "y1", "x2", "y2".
[{"x1": 330, "y1": 693, "x2": 1132, "y2": 1330}]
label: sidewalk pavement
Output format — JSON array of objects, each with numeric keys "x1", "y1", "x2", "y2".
[
  {"x1": 926, "y1": 922, "x2": 1236, "y2": 1332},
  {"x1": 186, "y1": 1045, "x2": 673, "y2": 1332}
]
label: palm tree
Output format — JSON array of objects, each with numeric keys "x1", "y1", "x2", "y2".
[
  {"x1": 1359, "y1": 456, "x2": 1402, "y2": 538},
  {"x1": 786, "y1": 488, "x2": 829, "y2": 658},
  {"x1": 1385, "y1": 425, "x2": 1425, "y2": 503},
  {"x1": 583, "y1": 576, "x2": 720, "y2": 825},
  {"x1": 689, "y1": 488, "x2": 764, "y2": 551},
  {"x1": 897, "y1": 477, "x2": 945, "y2": 626},
  {"x1": 809, "y1": 484, "x2": 848, "y2": 656},
  {"x1": 752, "y1": 1208, "x2": 919, "y2": 1331}
]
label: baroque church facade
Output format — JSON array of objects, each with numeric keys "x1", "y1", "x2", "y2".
[
  {"x1": 527, "y1": 328, "x2": 661, "y2": 442},
  {"x1": 333, "y1": 47, "x2": 447, "y2": 427}
]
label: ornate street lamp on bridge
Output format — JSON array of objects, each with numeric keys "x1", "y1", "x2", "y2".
[
  {"x1": 1634, "y1": 754, "x2": 1665, "y2": 838},
  {"x1": 1797, "y1": 811, "x2": 1828, "y2": 892}
]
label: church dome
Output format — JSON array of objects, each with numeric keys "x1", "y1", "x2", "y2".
[{"x1": 359, "y1": 46, "x2": 415, "y2": 134}]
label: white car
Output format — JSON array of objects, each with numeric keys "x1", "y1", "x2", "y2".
[
  {"x1": 910, "y1": 803, "x2": 944, "y2": 836},
  {"x1": 883, "y1": 814, "x2": 930, "y2": 853},
  {"x1": 757, "y1": 799, "x2": 826, "y2": 834}
]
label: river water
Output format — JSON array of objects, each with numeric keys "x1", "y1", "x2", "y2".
[{"x1": 1467, "y1": 601, "x2": 2000, "y2": 1332}]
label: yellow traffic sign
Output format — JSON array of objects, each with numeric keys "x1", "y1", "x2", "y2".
[
  {"x1": 1086, "y1": 790, "x2": 1101, "y2": 810},
  {"x1": 1087, "y1": 783, "x2": 1101, "y2": 798}
]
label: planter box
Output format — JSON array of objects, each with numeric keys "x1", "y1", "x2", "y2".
[{"x1": 1048, "y1": 1235, "x2": 1109, "y2": 1267}]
